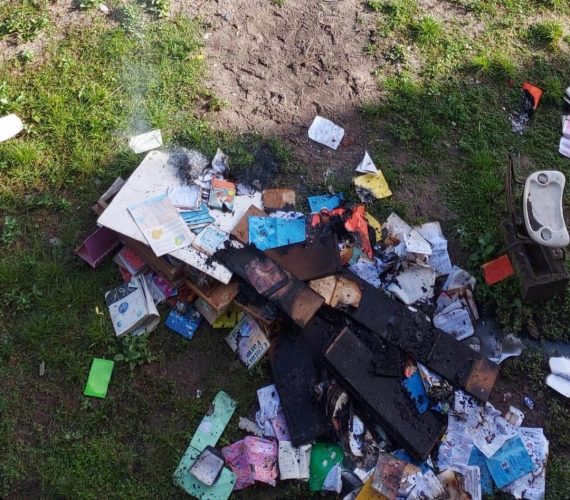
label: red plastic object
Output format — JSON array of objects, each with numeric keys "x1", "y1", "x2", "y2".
[
  {"x1": 522, "y1": 82, "x2": 543, "y2": 110},
  {"x1": 482, "y1": 255, "x2": 515, "y2": 285}
]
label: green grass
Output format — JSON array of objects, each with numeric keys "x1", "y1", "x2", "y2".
[
  {"x1": 0, "y1": 12, "x2": 298, "y2": 497},
  {"x1": 0, "y1": 0, "x2": 49, "y2": 42},
  {"x1": 528, "y1": 21, "x2": 565, "y2": 51}
]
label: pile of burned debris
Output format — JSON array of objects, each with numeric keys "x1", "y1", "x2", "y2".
[{"x1": 76, "y1": 130, "x2": 548, "y2": 499}]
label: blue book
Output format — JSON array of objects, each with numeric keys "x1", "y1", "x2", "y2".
[
  {"x1": 308, "y1": 193, "x2": 344, "y2": 213},
  {"x1": 248, "y1": 217, "x2": 306, "y2": 251},
  {"x1": 165, "y1": 307, "x2": 202, "y2": 340},
  {"x1": 485, "y1": 436, "x2": 535, "y2": 488}
]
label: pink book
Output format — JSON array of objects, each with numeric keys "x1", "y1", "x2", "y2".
[
  {"x1": 221, "y1": 440, "x2": 254, "y2": 490},
  {"x1": 244, "y1": 436, "x2": 278, "y2": 486},
  {"x1": 75, "y1": 226, "x2": 120, "y2": 268}
]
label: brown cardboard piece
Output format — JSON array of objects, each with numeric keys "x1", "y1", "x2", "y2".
[{"x1": 262, "y1": 188, "x2": 296, "y2": 211}]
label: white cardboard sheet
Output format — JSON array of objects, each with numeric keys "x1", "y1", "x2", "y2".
[{"x1": 97, "y1": 150, "x2": 233, "y2": 283}]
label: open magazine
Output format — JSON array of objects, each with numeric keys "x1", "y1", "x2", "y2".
[{"x1": 105, "y1": 276, "x2": 160, "y2": 336}]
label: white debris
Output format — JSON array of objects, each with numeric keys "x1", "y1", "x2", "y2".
[
  {"x1": 308, "y1": 116, "x2": 345, "y2": 150},
  {"x1": 0, "y1": 114, "x2": 24, "y2": 142},
  {"x1": 128, "y1": 129, "x2": 163, "y2": 153}
]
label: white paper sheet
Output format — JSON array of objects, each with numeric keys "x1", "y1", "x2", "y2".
[
  {"x1": 308, "y1": 116, "x2": 345, "y2": 150},
  {"x1": 433, "y1": 301, "x2": 474, "y2": 340},
  {"x1": 278, "y1": 441, "x2": 311, "y2": 480},
  {"x1": 443, "y1": 266, "x2": 476, "y2": 291},
  {"x1": 356, "y1": 151, "x2": 379, "y2": 174},
  {"x1": 416, "y1": 222, "x2": 453, "y2": 276},
  {"x1": 128, "y1": 129, "x2": 163, "y2": 153},
  {"x1": 386, "y1": 265, "x2": 436, "y2": 305}
]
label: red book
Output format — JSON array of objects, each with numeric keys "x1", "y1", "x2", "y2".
[{"x1": 482, "y1": 255, "x2": 514, "y2": 285}]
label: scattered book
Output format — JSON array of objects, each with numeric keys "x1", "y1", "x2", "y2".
[
  {"x1": 226, "y1": 314, "x2": 270, "y2": 369},
  {"x1": 208, "y1": 179, "x2": 236, "y2": 211},
  {"x1": 114, "y1": 245, "x2": 147, "y2": 275},
  {"x1": 105, "y1": 276, "x2": 160, "y2": 336},
  {"x1": 165, "y1": 306, "x2": 202, "y2": 340}
]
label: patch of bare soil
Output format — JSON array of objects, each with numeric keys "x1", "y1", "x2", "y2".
[{"x1": 176, "y1": 0, "x2": 381, "y2": 184}]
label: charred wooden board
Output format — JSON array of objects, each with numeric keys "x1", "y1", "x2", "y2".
[
  {"x1": 325, "y1": 328, "x2": 446, "y2": 460},
  {"x1": 342, "y1": 270, "x2": 499, "y2": 402},
  {"x1": 270, "y1": 331, "x2": 331, "y2": 446},
  {"x1": 215, "y1": 245, "x2": 323, "y2": 327},
  {"x1": 265, "y1": 234, "x2": 342, "y2": 281}
]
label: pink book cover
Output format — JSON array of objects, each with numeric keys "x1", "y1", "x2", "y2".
[
  {"x1": 221, "y1": 440, "x2": 255, "y2": 490},
  {"x1": 244, "y1": 436, "x2": 278, "y2": 486}
]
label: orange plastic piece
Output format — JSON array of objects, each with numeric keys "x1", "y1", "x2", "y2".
[
  {"x1": 482, "y1": 254, "x2": 515, "y2": 285},
  {"x1": 344, "y1": 205, "x2": 373, "y2": 258},
  {"x1": 522, "y1": 82, "x2": 543, "y2": 110}
]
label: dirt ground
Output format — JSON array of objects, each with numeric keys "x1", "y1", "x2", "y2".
[{"x1": 176, "y1": 0, "x2": 381, "y2": 184}]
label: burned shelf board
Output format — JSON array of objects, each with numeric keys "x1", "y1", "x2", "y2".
[
  {"x1": 215, "y1": 245, "x2": 324, "y2": 327},
  {"x1": 343, "y1": 270, "x2": 499, "y2": 402},
  {"x1": 264, "y1": 233, "x2": 343, "y2": 281},
  {"x1": 270, "y1": 331, "x2": 331, "y2": 446},
  {"x1": 325, "y1": 328, "x2": 446, "y2": 460}
]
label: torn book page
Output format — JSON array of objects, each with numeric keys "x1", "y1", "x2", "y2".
[
  {"x1": 560, "y1": 136, "x2": 570, "y2": 159},
  {"x1": 502, "y1": 427, "x2": 548, "y2": 500},
  {"x1": 403, "y1": 230, "x2": 432, "y2": 256},
  {"x1": 354, "y1": 172, "x2": 392, "y2": 201},
  {"x1": 167, "y1": 185, "x2": 201, "y2": 210},
  {"x1": 437, "y1": 414, "x2": 474, "y2": 472},
  {"x1": 221, "y1": 440, "x2": 255, "y2": 490},
  {"x1": 244, "y1": 436, "x2": 279, "y2": 486},
  {"x1": 416, "y1": 222, "x2": 453, "y2": 276},
  {"x1": 349, "y1": 258, "x2": 382, "y2": 289},
  {"x1": 308, "y1": 193, "x2": 344, "y2": 213},
  {"x1": 308, "y1": 116, "x2": 345, "y2": 150},
  {"x1": 128, "y1": 129, "x2": 162, "y2": 153},
  {"x1": 386, "y1": 265, "x2": 436, "y2": 305},
  {"x1": 443, "y1": 266, "x2": 476, "y2": 292},
  {"x1": 356, "y1": 151, "x2": 379, "y2": 174},
  {"x1": 128, "y1": 194, "x2": 192, "y2": 257},
  {"x1": 433, "y1": 300, "x2": 474, "y2": 340},
  {"x1": 456, "y1": 392, "x2": 518, "y2": 458},
  {"x1": 383, "y1": 213, "x2": 412, "y2": 239},
  {"x1": 278, "y1": 441, "x2": 311, "y2": 480}
]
